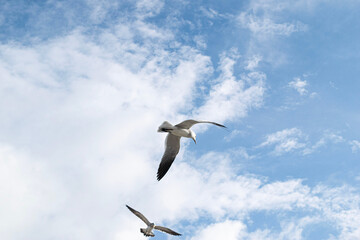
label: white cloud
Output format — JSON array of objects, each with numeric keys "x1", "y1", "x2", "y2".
[
  {"x1": 189, "y1": 216, "x2": 329, "y2": 240},
  {"x1": 247, "y1": 0, "x2": 360, "y2": 15},
  {"x1": 259, "y1": 129, "x2": 346, "y2": 156},
  {"x1": 191, "y1": 220, "x2": 246, "y2": 240},
  {"x1": 194, "y1": 35, "x2": 207, "y2": 49},
  {"x1": 245, "y1": 55, "x2": 262, "y2": 71},
  {"x1": 85, "y1": 0, "x2": 120, "y2": 23},
  {"x1": 135, "y1": 0, "x2": 165, "y2": 18},
  {"x1": 1, "y1": 1, "x2": 360, "y2": 240},
  {"x1": 199, "y1": 7, "x2": 231, "y2": 21},
  {"x1": 259, "y1": 128, "x2": 306, "y2": 155},
  {"x1": 200, "y1": 7, "x2": 221, "y2": 19},
  {"x1": 0, "y1": 144, "x2": 66, "y2": 239},
  {"x1": 303, "y1": 132, "x2": 344, "y2": 155},
  {"x1": 0, "y1": 13, "x2": 214, "y2": 239},
  {"x1": 235, "y1": 0, "x2": 311, "y2": 68},
  {"x1": 194, "y1": 50, "x2": 265, "y2": 124},
  {"x1": 157, "y1": 152, "x2": 360, "y2": 239},
  {"x1": 133, "y1": 20, "x2": 174, "y2": 40},
  {"x1": 224, "y1": 129, "x2": 243, "y2": 142},
  {"x1": 349, "y1": 140, "x2": 360, "y2": 153},
  {"x1": 289, "y1": 77, "x2": 308, "y2": 95},
  {"x1": 0, "y1": 6, "x2": 267, "y2": 239},
  {"x1": 238, "y1": 13, "x2": 307, "y2": 37},
  {"x1": 237, "y1": 0, "x2": 310, "y2": 38}
]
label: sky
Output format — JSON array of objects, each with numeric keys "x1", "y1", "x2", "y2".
[{"x1": 1, "y1": 0, "x2": 360, "y2": 239}]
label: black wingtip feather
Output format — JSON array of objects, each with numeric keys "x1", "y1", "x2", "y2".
[
  {"x1": 157, "y1": 173, "x2": 162, "y2": 181},
  {"x1": 210, "y1": 122, "x2": 226, "y2": 128},
  {"x1": 156, "y1": 168, "x2": 167, "y2": 181},
  {"x1": 157, "y1": 169, "x2": 164, "y2": 181},
  {"x1": 157, "y1": 157, "x2": 175, "y2": 181}
]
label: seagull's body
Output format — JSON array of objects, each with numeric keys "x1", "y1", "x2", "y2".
[
  {"x1": 141, "y1": 223, "x2": 155, "y2": 237},
  {"x1": 157, "y1": 120, "x2": 195, "y2": 139},
  {"x1": 126, "y1": 205, "x2": 181, "y2": 237},
  {"x1": 157, "y1": 119, "x2": 226, "y2": 181}
]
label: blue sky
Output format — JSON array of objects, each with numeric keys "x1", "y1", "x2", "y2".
[{"x1": 1, "y1": 0, "x2": 360, "y2": 239}]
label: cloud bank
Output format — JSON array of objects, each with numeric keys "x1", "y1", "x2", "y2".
[{"x1": 1, "y1": 1, "x2": 359, "y2": 240}]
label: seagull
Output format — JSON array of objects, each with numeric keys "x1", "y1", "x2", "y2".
[
  {"x1": 157, "y1": 119, "x2": 226, "y2": 181},
  {"x1": 126, "y1": 205, "x2": 181, "y2": 237}
]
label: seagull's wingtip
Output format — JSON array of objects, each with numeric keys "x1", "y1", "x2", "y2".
[
  {"x1": 156, "y1": 173, "x2": 163, "y2": 181},
  {"x1": 219, "y1": 123, "x2": 227, "y2": 128},
  {"x1": 214, "y1": 122, "x2": 226, "y2": 128}
]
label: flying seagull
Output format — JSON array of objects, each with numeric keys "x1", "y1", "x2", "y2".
[
  {"x1": 157, "y1": 119, "x2": 226, "y2": 181},
  {"x1": 126, "y1": 205, "x2": 181, "y2": 237}
]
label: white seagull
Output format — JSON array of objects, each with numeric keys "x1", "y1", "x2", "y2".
[
  {"x1": 157, "y1": 119, "x2": 226, "y2": 180},
  {"x1": 126, "y1": 205, "x2": 181, "y2": 237}
]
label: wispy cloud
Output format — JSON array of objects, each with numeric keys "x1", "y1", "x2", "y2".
[
  {"x1": 245, "y1": 55, "x2": 262, "y2": 71},
  {"x1": 258, "y1": 128, "x2": 347, "y2": 156},
  {"x1": 238, "y1": 13, "x2": 307, "y2": 37},
  {"x1": 258, "y1": 128, "x2": 306, "y2": 155},
  {"x1": 237, "y1": 0, "x2": 309, "y2": 39},
  {"x1": 162, "y1": 153, "x2": 360, "y2": 239},
  {"x1": 199, "y1": 7, "x2": 229, "y2": 19},
  {"x1": 350, "y1": 140, "x2": 360, "y2": 153},
  {"x1": 194, "y1": 35, "x2": 207, "y2": 49},
  {"x1": 289, "y1": 77, "x2": 308, "y2": 95},
  {"x1": 303, "y1": 132, "x2": 345, "y2": 155},
  {"x1": 224, "y1": 129, "x2": 243, "y2": 142},
  {"x1": 234, "y1": 0, "x2": 311, "y2": 68},
  {"x1": 194, "y1": 49, "x2": 266, "y2": 123},
  {"x1": 191, "y1": 220, "x2": 246, "y2": 240}
]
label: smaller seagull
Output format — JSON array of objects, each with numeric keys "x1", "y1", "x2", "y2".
[
  {"x1": 126, "y1": 205, "x2": 181, "y2": 237},
  {"x1": 157, "y1": 119, "x2": 226, "y2": 181}
]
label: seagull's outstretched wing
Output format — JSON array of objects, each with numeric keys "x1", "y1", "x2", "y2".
[
  {"x1": 175, "y1": 119, "x2": 226, "y2": 129},
  {"x1": 154, "y1": 225, "x2": 181, "y2": 236},
  {"x1": 126, "y1": 205, "x2": 151, "y2": 226},
  {"x1": 157, "y1": 133, "x2": 181, "y2": 181}
]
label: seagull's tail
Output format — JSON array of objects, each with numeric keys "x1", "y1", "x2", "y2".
[
  {"x1": 141, "y1": 228, "x2": 155, "y2": 237},
  {"x1": 157, "y1": 121, "x2": 174, "y2": 132}
]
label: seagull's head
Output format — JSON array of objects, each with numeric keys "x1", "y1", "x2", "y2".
[{"x1": 190, "y1": 131, "x2": 196, "y2": 144}]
